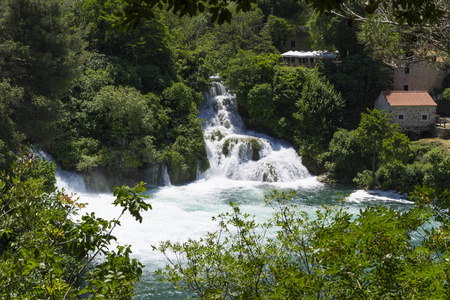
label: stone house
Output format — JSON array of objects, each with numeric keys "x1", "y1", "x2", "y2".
[
  {"x1": 375, "y1": 91, "x2": 437, "y2": 134},
  {"x1": 283, "y1": 26, "x2": 310, "y2": 52},
  {"x1": 393, "y1": 61, "x2": 445, "y2": 93}
]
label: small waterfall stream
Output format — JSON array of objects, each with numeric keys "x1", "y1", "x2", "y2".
[{"x1": 199, "y1": 81, "x2": 310, "y2": 182}]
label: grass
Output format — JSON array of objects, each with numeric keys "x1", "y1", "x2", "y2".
[{"x1": 414, "y1": 137, "x2": 450, "y2": 154}]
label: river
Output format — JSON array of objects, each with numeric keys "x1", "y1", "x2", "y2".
[{"x1": 50, "y1": 81, "x2": 413, "y2": 299}]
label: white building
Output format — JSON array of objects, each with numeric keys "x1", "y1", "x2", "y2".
[{"x1": 281, "y1": 50, "x2": 338, "y2": 67}]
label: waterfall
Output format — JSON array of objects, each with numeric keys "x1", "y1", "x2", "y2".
[
  {"x1": 199, "y1": 81, "x2": 310, "y2": 182},
  {"x1": 161, "y1": 164, "x2": 171, "y2": 186},
  {"x1": 147, "y1": 163, "x2": 171, "y2": 187},
  {"x1": 33, "y1": 146, "x2": 87, "y2": 192}
]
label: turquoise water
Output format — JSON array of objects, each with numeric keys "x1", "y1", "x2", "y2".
[{"x1": 75, "y1": 177, "x2": 413, "y2": 299}]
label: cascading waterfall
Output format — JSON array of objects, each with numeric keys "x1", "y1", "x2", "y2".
[
  {"x1": 199, "y1": 80, "x2": 310, "y2": 182},
  {"x1": 29, "y1": 80, "x2": 412, "y2": 300}
]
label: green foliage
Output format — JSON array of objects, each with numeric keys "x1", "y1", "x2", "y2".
[
  {"x1": 308, "y1": 10, "x2": 364, "y2": 58},
  {"x1": 294, "y1": 72, "x2": 344, "y2": 156},
  {"x1": 353, "y1": 169, "x2": 377, "y2": 189},
  {"x1": 119, "y1": 0, "x2": 444, "y2": 28},
  {"x1": 316, "y1": 56, "x2": 392, "y2": 127},
  {"x1": 79, "y1": 0, "x2": 176, "y2": 94},
  {"x1": 0, "y1": 155, "x2": 150, "y2": 298},
  {"x1": 356, "y1": 109, "x2": 401, "y2": 174},
  {"x1": 161, "y1": 83, "x2": 208, "y2": 184},
  {"x1": 309, "y1": 8, "x2": 392, "y2": 124},
  {"x1": 443, "y1": 88, "x2": 450, "y2": 102},
  {"x1": 422, "y1": 148, "x2": 450, "y2": 193},
  {"x1": 324, "y1": 109, "x2": 450, "y2": 194},
  {"x1": 0, "y1": 0, "x2": 84, "y2": 142},
  {"x1": 257, "y1": 0, "x2": 310, "y2": 21},
  {"x1": 356, "y1": 1, "x2": 449, "y2": 68},
  {"x1": 440, "y1": 87, "x2": 450, "y2": 115},
  {"x1": 156, "y1": 189, "x2": 450, "y2": 298},
  {"x1": 323, "y1": 128, "x2": 371, "y2": 182},
  {"x1": 0, "y1": 80, "x2": 24, "y2": 171},
  {"x1": 200, "y1": 7, "x2": 277, "y2": 73},
  {"x1": 262, "y1": 15, "x2": 295, "y2": 52},
  {"x1": 324, "y1": 109, "x2": 412, "y2": 188},
  {"x1": 51, "y1": 84, "x2": 169, "y2": 174},
  {"x1": 0, "y1": 0, "x2": 84, "y2": 99},
  {"x1": 225, "y1": 55, "x2": 344, "y2": 173},
  {"x1": 47, "y1": 47, "x2": 207, "y2": 185},
  {"x1": 224, "y1": 51, "x2": 280, "y2": 106}
]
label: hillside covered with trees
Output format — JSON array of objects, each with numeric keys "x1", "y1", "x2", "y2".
[{"x1": 1, "y1": 0, "x2": 450, "y2": 298}]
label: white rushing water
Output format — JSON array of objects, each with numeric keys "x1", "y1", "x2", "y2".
[
  {"x1": 198, "y1": 81, "x2": 309, "y2": 182},
  {"x1": 46, "y1": 81, "x2": 413, "y2": 299}
]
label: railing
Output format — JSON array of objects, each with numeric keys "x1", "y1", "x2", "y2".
[{"x1": 436, "y1": 115, "x2": 447, "y2": 128}]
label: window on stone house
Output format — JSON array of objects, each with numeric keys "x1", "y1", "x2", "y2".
[
  {"x1": 403, "y1": 85, "x2": 409, "y2": 91},
  {"x1": 422, "y1": 114, "x2": 428, "y2": 120},
  {"x1": 398, "y1": 114, "x2": 404, "y2": 120},
  {"x1": 404, "y1": 67, "x2": 410, "y2": 74}
]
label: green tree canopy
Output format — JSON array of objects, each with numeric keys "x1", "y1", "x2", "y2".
[
  {"x1": 118, "y1": 0, "x2": 443, "y2": 27},
  {"x1": 0, "y1": 0, "x2": 83, "y2": 99}
]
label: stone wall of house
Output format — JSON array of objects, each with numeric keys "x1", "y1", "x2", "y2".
[
  {"x1": 374, "y1": 94, "x2": 391, "y2": 113},
  {"x1": 390, "y1": 105, "x2": 436, "y2": 133},
  {"x1": 393, "y1": 61, "x2": 445, "y2": 92}
]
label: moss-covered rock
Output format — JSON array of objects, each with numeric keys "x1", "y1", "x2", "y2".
[{"x1": 222, "y1": 137, "x2": 261, "y2": 161}]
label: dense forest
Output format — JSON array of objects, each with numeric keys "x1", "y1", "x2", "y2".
[{"x1": 1, "y1": 0, "x2": 450, "y2": 298}]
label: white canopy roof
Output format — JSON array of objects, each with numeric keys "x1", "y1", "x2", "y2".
[{"x1": 281, "y1": 50, "x2": 337, "y2": 59}]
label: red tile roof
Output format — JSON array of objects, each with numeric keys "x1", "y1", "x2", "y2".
[{"x1": 382, "y1": 91, "x2": 437, "y2": 106}]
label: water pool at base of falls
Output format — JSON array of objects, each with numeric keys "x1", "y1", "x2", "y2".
[{"x1": 73, "y1": 177, "x2": 413, "y2": 299}]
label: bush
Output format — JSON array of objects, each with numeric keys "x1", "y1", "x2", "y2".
[{"x1": 353, "y1": 170, "x2": 378, "y2": 189}]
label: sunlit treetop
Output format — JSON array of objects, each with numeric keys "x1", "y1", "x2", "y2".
[{"x1": 119, "y1": 0, "x2": 444, "y2": 29}]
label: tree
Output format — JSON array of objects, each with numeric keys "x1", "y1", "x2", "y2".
[
  {"x1": 118, "y1": 0, "x2": 443, "y2": 27},
  {"x1": 356, "y1": 109, "x2": 402, "y2": 176},
  {"x1": 322, "y1": 128, "x2": 371, "y2": 182},
  {"x1": 262, "y1": 15, "x2": 295, "y2": 52},
  {"x1": 79, "y1": 0, "x2": 176, "y2": 94},
  {"x1": 293, "y1": 71, "x2": 344, "y2": 157},
  {"x1": 323, "y1": 109, "x2": 412, "y2": 187},
  {"x1": 0, "y1": 0, "x2": 83, "y2": 99},
  {"x1": 223, "y1": 51, "x2": 280, "y2": 110},
  {"x1": 338, "y1": 1, "x2": 450, "y2": 69},
  {"x1": 308, "y1": 9, "x2": 364, "y2": 59},
  {"x1": 0, "y1": 80, "x2": 24, "y2": 171},
  {"x1": 0, "y1": 153, "x2": 151, "y2": 298},
  {"x1": 48, "y1": 83, "x2": 169, "y2": 176},
  {"x1": 0, "y1": 0, "x2": 85, "y2": 142},
  {"x1": 162, "y1": 82, "x2": 208, "y2": 184},
  {"x1": 224, "y1": 54, "x2": 344, "y2": 174},
  {"x1": 116, "y1": 0, "x2": 449, "y2": 70},
  {"x1": 156, "y1": 190, "x2": 450, "y2": 298},
  {"x1": 316, "y1": 56, "x2": 392, "y2": 124}
]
